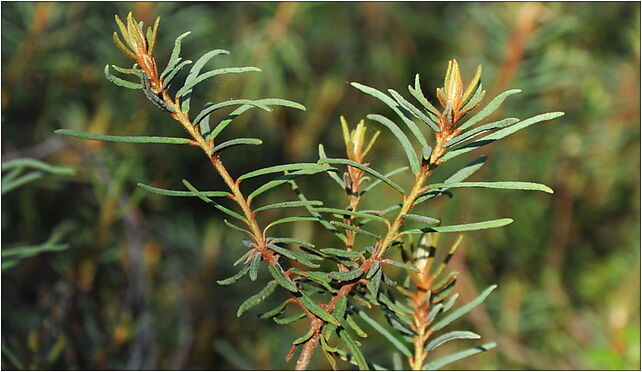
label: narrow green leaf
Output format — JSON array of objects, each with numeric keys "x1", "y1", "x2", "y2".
[
  {"x1": 254, "y1": 200, "x2": 323, "y2": 213},
  {"x1": 293, "y1": 329, "x2": 315, "y2": 345},
  {"x1": 402, "y1": 219, "x2": 513, "y2": 234},
  {"x1": 236, "y1": 280, "x2": 278, "y2": 317},
  {"x1": 402, "y1": 214, "x2": 441, "y2": 226},
  {"x1": 330, "y1": 221, "x2": 379, "y2": 238},
  {"x1": 366, "y1": 261, "x2": 380, "y2": 279},
  {"x1": 274, "y1": 312, "x2": 306, "y2": 325},
  {"x1": 460, "y1": 82, "x2": 486, "y2": 113},
  {"x1": 176, "y1": 67, "x2": 261, "y2": 97},
  {"x1": 193, "y1": 99, "x2": 271, "y2": 127},
  {"x1": 1, "y1": 172, "x2": 44, "y2": 194},
  {"x1": 320, "y1": 248, "x2": 361, "y2": 259},
  {"x1": 318, "y1": 144, "x2": 346, "y2": 189},
  {"x1": 211, "y1": 138, "x2": 263, "y2": 155},
  {"x1": 388, "y1": 89, "x2": 440, "y2": 132},
  {"x1": 318, "y1": 158, "x2": 406, "y2": 194},
  {"x1": 55, "y1": 129, "x2": 191, "y2": 145},
  {"x1": 1, "y1": 158, "x2": 74, "y2": 175},
  {"x1": 249, "y1": 168, "x2": 324, "y2": 201},
  {"x1": 458, "y1": 89, "x2": 522, "y2": 131},
  {"x1": 366, "y1": 114, "x2": 421, "y2": 175},
  {"x1": 137, "y1": 183, "x2": 230, "y2": 197},
  {"x1": 409, "y1": 74, "x2": 440, "y2": 116},
  {"x1": 328, "y1": 268, "x2": 364, "y2": 282},
  {"x1": 267, "y1": 244, "x2": 320, "y2": 268},
  {"x1": 160, "y1": 31, "x2": 191, "y2": 79},
  {"x1": 357, "y1": 310, "x2": 412, "y2": 357},
  {"x1": 426, "y1": 181, "x2": 553, "y2": 194},
  {"x1": 445, "y1": 118, "x2": 518, "y2": 147},
  {"x1": 239, "y1": 163, "x2": 333, "y2": 181},
  {"x1": 441, "y1": 293, "x2": 460, "y2": 312},
  {"x1": 233, "y1": 249, "x2": 253, "y2": 266},
  {"x1": 259, "y1": 299, "x2": 292, "y2": 319},
  {"x1": 161, "y1": 59, "x2": 192, "y2": 89},
  {"x1": 351, "y1": 82, "x2": 428, "y2": 148},
  {"x1": 181, "y1": 49, "x2": 230, "y2": 112},
  {"x1": 314, "y1": 208, "x2": 388, "y2": 224},
  {"x1": 361, "y1": 167, "x2": 408, "y2": 194},
  {"x1": 269, "y1": 237, "x2": 315, "y2": 249},
  {"x1": 431, "y1": 285, "x2": 497, "y2": 331},
  {"x1": 182, "y1": 179, "x2": 247, "y2": 222},
  {"x1": 382, "y1": 259, "x2": 420, "y2": 273},
  {"x1": 211, "y1": 98, "x2": 306, "y2": 140},
  {"x1": 225, "y1": 220, "x2": 252, "y2": 236},
  {"x1": 300, "y1": 293, "x2": 341, "y2": 326},
  {"x1": 217, "y1": 265, "x2": 251, "y2": 285},
  {"x1": 249, "y1": 253, "x2": 261, "y2": 281},
  {"x1": 425, "y1": 331, "x2": 480, "y2": 351},
  {"x1": 346, "y1": 314, "x2": 368, "y2": 338},
  {"x1": 268, "y1": 264, "x2": 298, "y2": 292},
  {"x1": 339, "y1": 329, "x2": 369, "y2": 370},
  {"x1": 104, "y1": 65, "x2": 142, "y2": 89},
  {"x1": 424, "y1": 342, "x2": 496, "y2": 370},
  {"x1": 264, "y1": 216, "x2": 319, "y2": 233},
  {"x1": 441, "y1": 112, "x2": 565, "y2": 162}
]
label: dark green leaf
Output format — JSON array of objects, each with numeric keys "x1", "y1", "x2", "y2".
[
  {"x1": 361, "y1": 167, "x2": 408, "y2": 194},
  {"x1": 211, "y1": 98, "x2": 306, "y2": 140},
  {"x1": 300, "y1": 293, "x2": 341, "y2": 326},
  {"x1": 254, "y1": 200, "x2": 323, "y2": 213},
  {"x1": 259, "y1": 299, "x2": 292, "y2": 319},
  {"x1": 239, "y1": 163, "x2": 333, "y2": 181},
  {"x1": 441, "y1": 112, "x2": 565, "y2": 162},
  {"x1": 431, "y1": 285, "x2": 497, "y2": 331},
  {"x1": 264, "y1": 216, "x2": 319, "y2": 233},
  {"x1": 236, "y1": 281, "x2": 278, "y2": 317},
  {"x1": 444, "y1": 118, "x2": 518, "y2": 147},
  {"x1": 181, "y1": 49, "x2": 230, "y2": 112},
  {"x1": 211, "y1": 138, "x2": 263, "y2": 155},
  {"x1": 382, "y1": 259, "x2": 420, "y2": 273},
  {"x1": 351, "y1": 82, "x2": 428, "y2": 148},
  {"x1": 249, "y1": 253, "x2": 261, "y2": 281},
  {"x1": 458, "y1": 89, "x2": 521, "y2": 130},
  {"x1": 328, "y1": 268, "x2": 364, "y2": 282},
  {"x1": 161, "y1": 59, "x2": 192, "y2": 89},
  {"x1": 314, "y1": 208, "x2": 388, "y2": 224},
  {"x1": 55, "y1": 129, "x2": 190, "y2": 145},
  {"x1": 137, "y1": 183, "x2": 229, "y2": 197},
  {"x1": 267, "y1": 244, "x2": 320, "y2": 268},
  {"x1": 193, "y1": 99, "x2": 271, "y2": 127},
  {"x1": 330, "y1": 221, "x2": 379, "y2": 238},
  {"x1": 425, "y1": 331, "x2": 480, "y2": 351},
  {"x1": 268, "y1": 264, "x2": 298, "y2": 292},
  {"x1": 104, "y1": 65, "x2": 142, "y2": 89},
  {"x1": 366, "y1": 114, "x2": 421, "y2": 175},
  {"x1": 320, "y1": 248, "x2": 361, "y2": 259},
  {"x1": 388, "y1": 89, "x2": 440, "y2": 132},
  {"x1": 217, "y1": 265, "x2": 250, "y2": 285},
  {"x1": 274, "y1": 312, "x2": 306, "y2": 325},
  {"x1": 424, "y1": 342, "x2": 496, "y2": 370},
  {"x1": 426, "y1": 181, "x2": 553, "y2": 194},
  {"x1": 176, "y1": 67, "x2": 261, "y2": 97},
  {"x1": 357, "y1": 310, "x2": 411, "y2": 357},
  {"x1": 293, "y1": 329, "x2": 315, "y2": 345},
  {"x1": 160, "y1": 31, "x2": 191, "y2": 79},
  {"x1": 182, "y1": 180, "x2": 247, "y2": 222},
  {"x1": 318, "y1": 158, "x2": 405, "y2": 194},
  {"x1": 402, "y1": 219, "x2": 513, "y2": 234},
  {"x1": 402, "y1": 214, "x2": 441, "y2": 226},
  {"x1": 338, "y1": 329, "x2": 369, "y2": 370}
]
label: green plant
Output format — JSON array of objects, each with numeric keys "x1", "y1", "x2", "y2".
[{"x1": 55, "y1": 13, "x2": 563, "y2": 370}]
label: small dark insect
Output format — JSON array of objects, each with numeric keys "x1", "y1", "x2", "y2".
[{"x1": 140, "y1": 74, "x2": 176, "y2": 113}]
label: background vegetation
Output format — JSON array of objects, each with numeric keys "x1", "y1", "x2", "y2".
[{"x1": 1, "y1": 2, "x2": 639, "y2": 370}]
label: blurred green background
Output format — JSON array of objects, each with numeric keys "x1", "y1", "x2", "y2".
[{"x1": 1, "y1": 2, "x2": 639, "y2": 370}]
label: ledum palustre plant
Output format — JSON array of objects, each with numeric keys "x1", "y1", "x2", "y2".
[{"x1": 55, "y1": 13, "x2": 564, "y2": 370}]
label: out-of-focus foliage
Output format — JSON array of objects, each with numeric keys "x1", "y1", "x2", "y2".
[{"x1": 1, "y1": 2, "x2": 639, "y2": 370}]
